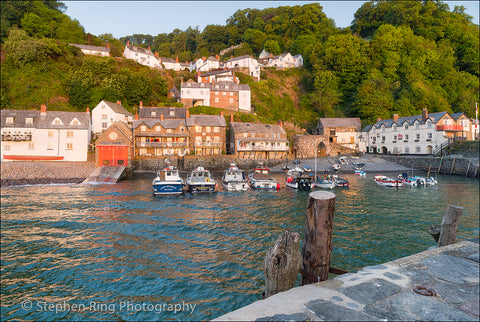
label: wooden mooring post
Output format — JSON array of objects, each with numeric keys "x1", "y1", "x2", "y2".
[
  {"x1": 428, "y1": 205, "x2": 464, "y2": 247},
  {"x1": 301, "y1": 191, "x2": 335, "y2": 285},
  {"x1": 465, "y1": 159, "x2": 471, "y2": 177}
]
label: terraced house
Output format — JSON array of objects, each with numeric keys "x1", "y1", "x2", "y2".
[
  {"x1": 362, "y1": 108, "x2": 472, "y2": 155},
  {"x1": 1, "y1": 105, "x2": 90, "y2": 161}
]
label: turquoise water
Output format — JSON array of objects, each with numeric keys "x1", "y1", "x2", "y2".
[{"x1": 1, "y1": 173, "x2": 478, "y2": 320}]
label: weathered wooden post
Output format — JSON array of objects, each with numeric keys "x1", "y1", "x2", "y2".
[
  {"x1": 301, "y1": 191, "x2": 335, "y2": 285},
  {"x1": 263, "y1": 229, "x2": 302, "y2": 298},
  {"x1": 437, "y1": 205, "x2": 464, "y2": 247}
]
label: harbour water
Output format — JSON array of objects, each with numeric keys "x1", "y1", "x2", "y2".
[{"x1": 1, "y1": 172, "x2": 478, "y2": 320}]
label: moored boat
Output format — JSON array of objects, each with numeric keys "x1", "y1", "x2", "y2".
[
  {"x1": 332, "y1": 175, "x2": 350, "y2": 187},
  {"x1": 222, "y1": 164, "x2": 249, "y2": 192},
  {"x1": 354, "y1": 169, "x2": 366, "y2": 176},
  {"x1": 186, "y1": 167, "x2": 217, "y2": 193},
  {"x1": 314, "y1": 176, "x2": 336, "y2": 189},
  {"x1": 374, "y1": 175, "x2": 403, "y2": 187},
  {"x1": 248, "y1": 167, "x2": 279, "y2": 190},
  {"x1": 286, "y1": 165, "x2": 314, "y2": 190},
  {"x1": 152, "y1": 165, "x2": 184, "y2": 196}
]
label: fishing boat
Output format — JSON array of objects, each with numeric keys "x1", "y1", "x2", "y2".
[
  {"x1": 185, "y1": 166, "x2": 217, "y2": 193},
  {"x1": 400, "y1": 173, "x2": 417, "y2": 187},
  {"x1": 374, "y1": 175, "x2": 403, "y2": 187},
  {"x1": 354, "y1": 169, "x2": 366, "y2": 176},
  {"x1": 248, "y1": 166, "x2": 279, "y2": 190},
  {"x1": 285, "y1": 165, "x2": 314, "y2": 190},
  {"x1": 152, "y1": 165, "x2": 184, "y2": 196},
  {"x1": 222, "y1": 164, "x2": 249, "y2": 192},
  {"x1": 332, "y1": 163, "x2": 341, "y2": 171}
]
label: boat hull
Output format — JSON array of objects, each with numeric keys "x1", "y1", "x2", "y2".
[
  {"x1": 315, "y1": 181, "x2": 335, "y2": 189},
  {"x1": 186, "y1": 183, "x2": 216, "y2": 193},
  {"x1": 222, "y1": 181, "x2": 249, "y2": 192},
  {"x1": 153, "y1": 182, "x2": 184, "y2": 196},
  {"x1": 249, "y1": 179, "x2": 278, "y2": 190}
]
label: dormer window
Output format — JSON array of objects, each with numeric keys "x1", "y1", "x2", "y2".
[
  {"x1": 52, "y1": 118, "x2": 63, "y2": 125},
  {"x1": 152, "y1": 111, "x2": 156, "y2": 116},
  {"x1": 169, "y1": 110, "x2": 174, "y2": 116},
  {"x1": 6, "y1": 117, "x2": 13, "y2": 124},
  {"x1": 26, "y1": 117, "x2": 33, "y2": 125}
]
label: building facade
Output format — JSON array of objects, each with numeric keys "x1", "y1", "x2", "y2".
[
  {"x1": 316, "y1": 117, "x2": 363, "y2": 150},
  {"x1": 224, "y1": 55, "x2": 261, "y2": 81},
  {"x1": 123, "y1": 42, "x2": 160, "y2": 68},
  {"x1": 229, "y1": 121, "x2": 289, "y2": 159},
  {"x1": 186, "y1": 114, "x2": 227, "y2": 155},
  {"x1": 68, "y1": 43, "x2": 110, "y2": 57},
  {"x1": 91, "y1": 100, "x2": 134, "y2": 134},
  {"x1": 95, "y1": 121, "x2": 133, "y2": 167},
  {"x1": 1, "y1": 105, "x2": 90, "y2": 161},
  {"x1": 362, "y1": 109, "x2": 472, "y2": 155}
]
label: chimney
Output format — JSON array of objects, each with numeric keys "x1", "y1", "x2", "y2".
[
  {"x1": 422, "y1": 107, "x2": 428, "y2": 122},
  {"x1": 117, "y1": 100, "x2": 121, "y2": 105},
  {"x1": 40, "y1": 104, "x2": 47, "y2": 115},
  {"x1": 107, "y1": 44, "x2": 110, "y2": 48},
  {"x1": 139, "y1": 101, "x2": 143, "y2": 108},
  {"x1": 278, "y1": 120, "x2": 283, "y2": 128},
  {"x1": 86, "y1": 107, "x2": 90, "y2": 113},
  {"x1": 230, "y1": 114, "x2": 234, "y2": 123},
  {"x1": 197, "y1": 70, "x2": 201, "y2": 81},
  {"x1": 186, "y1": 109, "x2": 190, "y2": 118},
  {"x1": 220, "y1": 111, "x2": 223, "y2": 117},
  {"x1": 376, "y1": 117, "x2": 382, "y2": 123},
  {"x1": 180, "y1": 77, "x2": 184, "y2": 84},
  {"x1": 148, "y1": 46, "x2": 151, "y2": 51},
  {"x1": 135, "y1": 112, "x2": 138, "y2": 120},
  {"x1": 176, "y1": 56, "x2": 179, "y2": 63},
  {"x1": 161, "y1": 113, "x2": 164, "y2": 121},
  {"x1": 216, "y1": 54, "x2": 220, "y2": 60},
  {"x1": 155, "y1": 51, "x2": 159, "y2": 57},
  {"x1": 393, "y1": 114, "x2": 399, "y2": 122},
  {"x1": 202, "y1": 56, "x2": 206, "y2": 61},
  {"x1": 127, "y1": 40, "x2": 129, "y2": 46}
]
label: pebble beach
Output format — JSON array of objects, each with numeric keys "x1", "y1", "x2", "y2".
[{"x1": 1, "y1": 161, "x2": 96, "y2": 186}]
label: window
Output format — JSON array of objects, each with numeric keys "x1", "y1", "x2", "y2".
[
  {"x1": 427, "y1": 133, "x2": 432, "y2": 141},
  {"x1": 230, "y1": 92, "x2": 233, "y2": 96},
  {"x1": 200, "y1": 90, "x2": 204, "y2": 95},
  {"x1": 6, "y1": 117, "x2": 13, "y2": 124},
  {"x1": 66, "y1": 143, "x2": 73, "y2": 150},
  {"x1": 222, "y1": 92, "x2": 226, "y2": 96},
  {"x1": 26, "y1": 117, "x2": 33, "y2": 125},
  {"x1": 54, "y1": 119, "x2": 62, "y2": 125},
  {"x1": 405, "y1": 147, "x2": 410, "y2": 153},
  {"x1": 102, "y1": 122, "x2": 108, "y2": 129},
  {"x1": 229, "y1": 98, "x2": 234, "y2": 103},
  {"x1": 405, "y1": 134, "x2": 409, "y2": 140},
  {"x1": 167, "y1": 129, "x2": 172, "y2": 133},
  {"x1": 48, "y1": 131, "x2": 54, "y2": 138},
  {"x1": 416, "y1": 133, "x2": 420, "y2": 140},
  {"x1": 102, "y1": 114, "x2": 107, "y2": 120},
  {"x1": 103, "y1": 160, "x2": 110, "y2": 165},
  {"x1": 117, "y1": 160, "x2": 124, "y2": 166},
  {"x1": 243, "y1": 133, "x2": 247, "y2": 138},
  {"x1": 404, "y1": 124, "x2": 408, "y2": 130},
  {"x1": 155, "y1": 125, "x2": 161, "y2": 132},
  {"x1": 416, "y1": 123, "x2": 420, "y2": 129},
  {"x1": 206, "y1": 127, "x2": 211, "y2": 132},
  {"x1": 393, "y1": 125, "x2": 397, "y2": 131},
  {"x1": 214, "y1": 127, "x2": 219, "y2": 133},
  {"x1": 101, "y1": 104, "x2": 106, "y2": 109},
  {"x1": 415, "y1": 146, "x2": 421, "y2": 153},
  {"x1": 72, "y1": 119, "x2": 79, "y2": 125},
  {"x1": 47, "y1": 142, "x2": 54, "y2": 150},
  {"x1": 152, "y1": 111, "x2": 157, "y2": 116},
  {"x1": 28, "y1": 142, "x2": 34, "y2": 150},
  {"x1": 66, "y1": 131, "x2": 74, "y2": 138},
  {"x1": 3, "y1": 144, "x2": 11, "y2": 151},
  {"x1": 381, "y1": 136, "x2": 385, "y2": 142},
  {"x1": 196, "y1": 126, "x2": 201, "y2": 132},
  {"x1": 215, "y1": 92, "x2": 219, "y2": 96},
  {"x1": 141, "y1": 125, "x2": 146, "y2": 131},
  {"x1": 215, "y1": 98, "x2": 219, "y2": 103},
  {"x1": 427, "y1": 121, "x2": 432, "y2": 128}
]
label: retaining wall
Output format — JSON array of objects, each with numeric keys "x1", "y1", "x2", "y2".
[{"x1": 383, "y1": 155, "x2": 479, "y2": 178}]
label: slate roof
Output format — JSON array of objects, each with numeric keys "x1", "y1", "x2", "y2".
[
  {"x1": 138, "y1": 107, "x2": 187, "y2": 119},
  {"x1": 211, "y1": 81, "x2": 250, "y2": 91},
  {"x1": 96, "y1": 121, "x2": 132, "y2": 145},
  {"x1": 133, "y1": 118, "x2": 187, "y2": 130},
  {"x1": 226, "y1": 55, "x2": 253, "y2": 63},
  {"x1": 169, "y1": 87, "x2": 180, "y2": 94},
  {"x1": 230, "y1": 122, "x2": 286, "y2": 136},
  {"x1": 102, "y1": 100, "x2": 134, "y2": 117},
  {"x1": 186, "y1": 115, "x2": 227, "y2": 127},
  {"x1": 318, "y1": 118, "x2": 361, "y2": 128},
  {"x1": 125, "y1": 45, "x2": 155, "y2": 57},
  {"x1": 1, "y1": 109, "x2": 90, "y2": 130},
  {"x1": 68, "y1": 43, "x2": 110, "y2": 53},
  {"x1": 365, "y1": 111, "x2": 451, "y2": 131},
  {"x1": 159, "y1": 57, "x2": 176, "y2": 63},
  {"x1": 200, "y1": 70, "x2": 233, "y2": 77}
]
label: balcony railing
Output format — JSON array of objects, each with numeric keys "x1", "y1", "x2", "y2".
[
  {"x1": 1, "y1": 134, "x2": 32, "y2": 141},
  {"x1": 194, "y1": 141, "x2": 222, "y2": 147},
  {"x1": 139, "y1": 142, "x2": 187, "y2": 147},
  {"x1": 436, "y1": 125, "x2": 463, "y2": 131},
  {"x1": 237, "y1": 146, "x2": 289, "y2": 152}
]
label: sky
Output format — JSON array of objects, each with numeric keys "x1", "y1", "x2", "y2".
[{"x1": 63, "y1": 1, "x2": 480, "y2": 39}]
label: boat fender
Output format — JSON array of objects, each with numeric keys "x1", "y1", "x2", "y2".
[
  {"x1": 205, "y1": 178, "x2": 210, "y2": 183},
  {"x1": 276, "y1": 183, "x2": 280, "y2": 190},
  {"x1": 287, "y1": 176, "x2": 293, "y2": 183}
]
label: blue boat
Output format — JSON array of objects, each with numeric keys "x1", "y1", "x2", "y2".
[
  {"x1": 152, "y1": 165, "x2": 184, "y2": 196},
  {"x1": 186, "y1": 167, "x2": 217, "y2": 193}
]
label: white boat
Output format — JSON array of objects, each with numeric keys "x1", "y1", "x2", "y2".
[
  {"x1": 152, "y1": 165, "x2": 184, "y2": 196},
  {"x1": 332, "y1": 164, "x2": 341, "y2": 171},
  {"x1": 339, "y1": 156, "x2": 348, "y2": 165},
  {"x1": 374, "y1": 175, "x2": 403, "y2": 187},
  {"x1": 222, "y1": 164, "x2": 249, "y2": 192},
  {"x1": 186, "y1": 167, "x2": 217, "y2": 193},
  {"x1": 248, "y1": 167, "x2": 279, "y2": 190},
  {"x1": 354, "y1": 169, "x2": 366, "y2": 176},
  {"x1": 425, "y1": 176, "x2": 438, "y2": 185},
  {"x1": 286, "y1": 166, "x2": 314, "y2": 190},
  {"x1": 399, "y1": 173, "x2": 417, "y2": 187},
  {"x1": 314, "y1": 176, "x2": 336, "y2": 189}
]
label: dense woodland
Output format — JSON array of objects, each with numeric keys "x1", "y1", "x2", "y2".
[{"x1": 1, "y1": 0, "x2": 478, "y2": 129}]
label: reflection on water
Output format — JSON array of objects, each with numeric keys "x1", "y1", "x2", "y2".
[{"x1": 1, "y1": 173, "x2": 478, "y2": 320}]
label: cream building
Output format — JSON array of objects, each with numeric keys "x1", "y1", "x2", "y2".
[{"x1": 91, "y1": 100, "x2": 134, "y2": 134}]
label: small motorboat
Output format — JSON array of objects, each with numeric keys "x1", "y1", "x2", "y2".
[
  {"x1": 354, "y1": 169, "x2": 366, "y2": 176},
  {"x1": 286, "y1": 165, "x2": 314, "y2": 191},
  {"x1": 332, "y1": 175, "x2": 349, "y2": 188},
  {"x1": 339, "y1": 156, "x2": 348, "y2": 165},
  {"x1": 400, "y1": 173, "x2": 417, "y2": 187},
  {"x1": 222, "y1": 164, "x2": 249, "y2": 192},
  {"x1": 248, "y1": 166, "x2": 279, "y2": 190},
  {"x1": 152, "y1": 165, "x2": 184, "y2": 196},
  {"x1": 186, "y1": 166, "x2": 217, "y2": 193},
  {"x1": 374, "y1": 175, "x2": 403, "y2": 187},
  {"x1": 314, "y1": 176, "x2": 336, "y2": 189},
  {"x1": 332, "y1": 164, "x2": 341, "y2": 171}
]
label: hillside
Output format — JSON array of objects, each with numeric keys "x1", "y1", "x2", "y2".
[{"x1": 1, "y1": 0, "x2": 478, "y2": 130}]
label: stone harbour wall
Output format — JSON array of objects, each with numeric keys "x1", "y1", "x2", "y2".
[{"x1": 382, "y1": 155, "x2": 479, "y2": 178}]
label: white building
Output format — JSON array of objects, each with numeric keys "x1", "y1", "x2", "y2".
[
  {"x1": 224, "y1": 55, "x2": 261, "y2": 81},
  {"x1": 91, "y1": 100, "x2": 134, "y2": 134},
  {"x1": 197, "y1": 70, "x2": 239, "y2": 84},
  {"x1": 292, "y1": 54, "x2": 304, "y2": 68},
  {"x1": 180, "y1": 81, "x2": 211, "y2": 107},
  {"x1": 362, "y1": 109, "x2": 472, "y2": 155},
  {"x1": 123, "y1": 42, "x2": 160, "y2": 68},
  {"x1": 1, "y1": 105, "x2": 90, "y2": 161},
  {"x1": 191, "y1": 56, "x2": 221, "y2": 72},
  {"x1": 68, "y1": 43, "x2": 110, "y2": 57},
  {"x1": 158, "y1": 57, "x2": 189, "y2": 71}
]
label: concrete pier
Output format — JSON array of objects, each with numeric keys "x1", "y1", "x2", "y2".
[{"x1": 215, "y1": 239, "x2": 479, "y2": 321}]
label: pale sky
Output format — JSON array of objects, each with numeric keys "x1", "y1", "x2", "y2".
[{"x1": 64, "y1": 1, "x2": 479, "y2": 39}]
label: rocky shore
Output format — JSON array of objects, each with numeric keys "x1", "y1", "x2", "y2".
[{"x1": 1, "y1": 161, "x2": 96, "y2": 186}]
